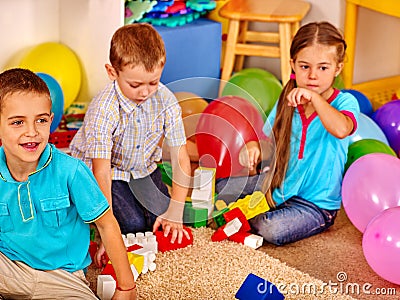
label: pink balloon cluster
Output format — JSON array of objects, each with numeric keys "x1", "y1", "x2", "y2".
[{"x1": 342, "y1": 153, "x2": 400, "y2": 284}]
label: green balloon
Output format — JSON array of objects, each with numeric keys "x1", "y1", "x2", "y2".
[
  {"x1": 222, "y1": 69, "x2": 282, "y2": 119},
  {"x1": 333, "y1": 74, "x2": 345, "y2": 90},
  {"x1": 239, "y1": 68, "x2": 279, "y2": 81},
  {"x1": 345, "y1": 139, "x2": 397, "y2": 172}
]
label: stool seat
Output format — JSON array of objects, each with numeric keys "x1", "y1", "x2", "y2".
[{"x1": 219, "y1": 0, "x2": 310, "y2": 92}]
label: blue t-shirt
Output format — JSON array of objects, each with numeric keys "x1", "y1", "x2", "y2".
[
  {"x1": 264, "y1": 89, "x2": 360, "y2": 210},
  {"x1": 0, "y1": 144, "x2": 110, "y2": 272}
]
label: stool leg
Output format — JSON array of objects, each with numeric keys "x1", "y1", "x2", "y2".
[
  {"x1": 279, "y1": 22, "x2": 292, "y2": 85},
  {"x1": 343, "y1": 2, "x2": 358, "y2": 89},
  {"x1": 220, "y1": 19, "x2": 240, "y2": 95},
  {"x1": 234, "y1": 21, "x2": 248, "y2": 72}
]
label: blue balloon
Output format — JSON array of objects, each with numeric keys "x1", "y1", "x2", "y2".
[
  {"x1": 342, "y1": 89, "x2": 373, "y2": 116},
  {"x1": 36, "y1": 73, "x2": 64, "y2": 133},
  {"x1": 349, "y1": 113, "x2": 389, "y2": 145}
]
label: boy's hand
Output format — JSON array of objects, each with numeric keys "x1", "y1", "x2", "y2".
[
  {"x1": 153, "y1": 210, "x2": 190, "y2": 244},
  {"x1": 239, "y1": 141, "x2": 261, "y2": 171},
  {"x1": 94, "y1": 242, "x2": 108, "y2": 268}
]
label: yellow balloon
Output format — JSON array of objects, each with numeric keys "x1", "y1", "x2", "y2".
[{"x1": 17, "y1": 42, "x2": 82, "y2": 111}]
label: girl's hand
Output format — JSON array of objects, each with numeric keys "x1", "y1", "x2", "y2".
[
  {"x1": 287, "y1": 87, "x2": 313, "y2": 107},
  {"x1": 239, "y1": 141, "x2": 260, "y2": 171}
]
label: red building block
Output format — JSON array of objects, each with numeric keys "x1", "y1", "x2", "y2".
[
  {"x1": 223, "y1": 207, "x2": 251, "y2": 232},
  {"x1": 154, "y1": 226, "x2": 193, "y2": 252}
]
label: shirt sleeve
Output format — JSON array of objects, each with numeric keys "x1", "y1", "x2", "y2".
[
  {"x1": 68, "y1": 160, "x2": 110, "y2": 223},
  {"x1": 162, "y1": 88, "x2": 187, "y2": 147},
  {"x1": 82, "y1": 92, "x2": 119, "y2": 160},
  {"x1": 336, "y1": 92, "x2": 360, "y2": 134}
]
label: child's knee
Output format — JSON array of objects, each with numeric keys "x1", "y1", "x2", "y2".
[{"x1": 250, "y1": 215, "x2": 287, "y2": 246}]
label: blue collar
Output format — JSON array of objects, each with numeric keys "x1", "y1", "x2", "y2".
[{"x1": 0, "y1": 144, "x2": 53, "y2": 182}]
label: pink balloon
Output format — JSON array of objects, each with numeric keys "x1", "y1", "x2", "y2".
[
  {"x1": 196, "y1": 96, "x2": 266, "y2": 178},
  {"x1": 363, "y1": 206, "x2": 400, "y2": 284},
  {"x1": 342, "y1": 153, "x2": 400, "y2": 232}
]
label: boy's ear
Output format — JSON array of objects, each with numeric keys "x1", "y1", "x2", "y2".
[{"x1": 105, "y1": 64, "x2": 118, "y2": 81}]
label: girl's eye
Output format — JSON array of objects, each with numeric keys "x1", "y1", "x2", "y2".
[
  {"x1": 320, "y1": 66, "x2": 328, "y2": 71},
  {"x1": 300, "y1": 65, "x2": 309, "y2": 70}
]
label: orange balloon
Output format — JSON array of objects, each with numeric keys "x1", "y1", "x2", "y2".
[
  {"x1": 175, "y1": 92, "x2": 209, "y2": 143},
  {"x1": 175, "y1": 92, "x2": 209, "y2": 118}
]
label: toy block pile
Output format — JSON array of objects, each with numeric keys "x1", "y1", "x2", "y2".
[
  {"x1": 96, "y1": 227, "x2": 193, "y2": 299},
  {"x1": 211, "y1": 191, "x2": 271, "y2": 249},
  {"x1": 184, "y1": 167, "x2": 216, "y2": 228}
]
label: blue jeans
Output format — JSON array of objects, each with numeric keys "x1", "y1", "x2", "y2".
[
  {"x1": 111, "y1": 168, "x2": 170, "y2": 234},
  {"x1": 215, "y1": 173, "x2": 268, "y2": 205},
  {"x1": 249, "y1": 196, "x2": 337, "y2": 245}
]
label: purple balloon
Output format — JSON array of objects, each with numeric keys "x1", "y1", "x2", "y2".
[
  {"x1": 363, "y1": 206, "x2": 400, "y2": 284},
  {"x1": 372, "y1": 100, "x2": 400, "y2": 156},
  {"x1": 342, "y1": 153, "x2": 400, "y2": 232}
]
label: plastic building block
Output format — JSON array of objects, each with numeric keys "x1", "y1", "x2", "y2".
[
  {"x1": 97, "y1": 275, "x2": 116, "y2": 300},
  {"x1": 228, "y1": 191, "x2": 270, "y2": 220},
  {"x1": 184, "y1": 202, "x2": 208, "y2": 228},
  {"x1": 223, "y1": 207, "x2": 251, "y2": 232},
  {"x1": 158, "y1": 162, "x2": 173, "y2": 187},
  {"x1": 191, "y1": 167, "x2": 216, "y2": 217},
  {"x1": 211, "y1": 217, "x2": 242, "y2": 242},
  {"x1": 154, "y1": 226, "x2": 193, "y2": 252},
  {"x1": 127, "y1": 252, "x2": 145, "y2": 274},
  {"x1": 215, "y1": 199, "x2": 228, "y2": 211},
  {"x1": 212, "y1": 207, "x2": 229, "y2": 228},
  {"x1": 228, "y1": 231, "x2": 264, "y2": 249},
  {"x1": 235, "y1": 273, "x2": 284, "y2": 300}
]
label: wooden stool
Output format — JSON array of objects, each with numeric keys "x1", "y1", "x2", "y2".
[
  {"x1": 219, "y1": 0, "x2": 310, "y2": 91},
  {"x1": 343, "y1": 0, "x2": 400, "y2": 109}
]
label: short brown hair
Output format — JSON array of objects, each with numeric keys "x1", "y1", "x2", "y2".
[
  {"x1": 109, "y1": 23, "x2": 166, "y2": 73},
  {"x1": 0, "y1": 68, "x2": 50, "y2": 114}
]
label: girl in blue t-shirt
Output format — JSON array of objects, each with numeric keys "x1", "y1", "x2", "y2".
[{"x1": 230, "y1": 21, "x2": 360, "y2": 245}]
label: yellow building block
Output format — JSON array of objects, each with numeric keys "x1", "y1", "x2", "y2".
[
  {"x1": 228, "y1": 191, "x2": 270, "y2": 220},
  {"x1": 127, "y1": 252, "x2": 144, "y2": 274}
]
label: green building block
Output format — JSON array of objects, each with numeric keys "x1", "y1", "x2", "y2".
[
  {"x1": 212, "y1": 207, "x2": 229, "y2": 228},
  {"x1": 184, "y1": 202, "x2": 208, "y2": 228}
]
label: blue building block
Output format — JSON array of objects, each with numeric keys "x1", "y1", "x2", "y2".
[
  {"x1": 154, "y1": 19, "x2": 222, "y2": 100},
  {"x1": 235, "y1": 273, "x2": 285, "y2": 300}
]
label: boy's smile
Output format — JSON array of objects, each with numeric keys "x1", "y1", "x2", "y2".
[{"x1": 0, "y1": 92, "x2": 53, "y2": 178}]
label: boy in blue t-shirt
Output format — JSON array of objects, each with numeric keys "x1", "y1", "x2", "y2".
[{"x1": 0, "y1": 68, "x2": 136, "y2": 299}]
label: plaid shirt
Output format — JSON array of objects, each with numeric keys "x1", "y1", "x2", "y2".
[{"x1": 70, "y1": 81, "x2": 186, "y2": 181}]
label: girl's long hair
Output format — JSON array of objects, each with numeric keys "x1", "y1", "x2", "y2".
[{"x1": 266, "y1": 22, "x2": 347, "y2": 207}]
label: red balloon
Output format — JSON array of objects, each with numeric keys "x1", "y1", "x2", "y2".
[{"x1": 196, "y1": 96, "x2": 266, "y2": 178}]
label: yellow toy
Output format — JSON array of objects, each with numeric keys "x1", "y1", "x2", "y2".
[{"x1": 227, "y1": 191, "x2": 270, "y2": 220}]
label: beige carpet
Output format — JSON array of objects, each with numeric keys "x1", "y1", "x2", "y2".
[
  {"x1": 258, "y1": 208, "x2": 400, "y2": 300},
  {"x1": 88, "y1": 227, "x2": 358, "y2": 299}
]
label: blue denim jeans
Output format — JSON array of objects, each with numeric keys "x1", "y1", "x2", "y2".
[
  {"x1": 111, "y1": 168, "x2": 170, "y2": 234},
  {"x1": 215, "y1": 173, "x2": 268, "y2": 205},
  {"x1": 249, "y1": 196, "x2": 337, "y2": 245}
]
